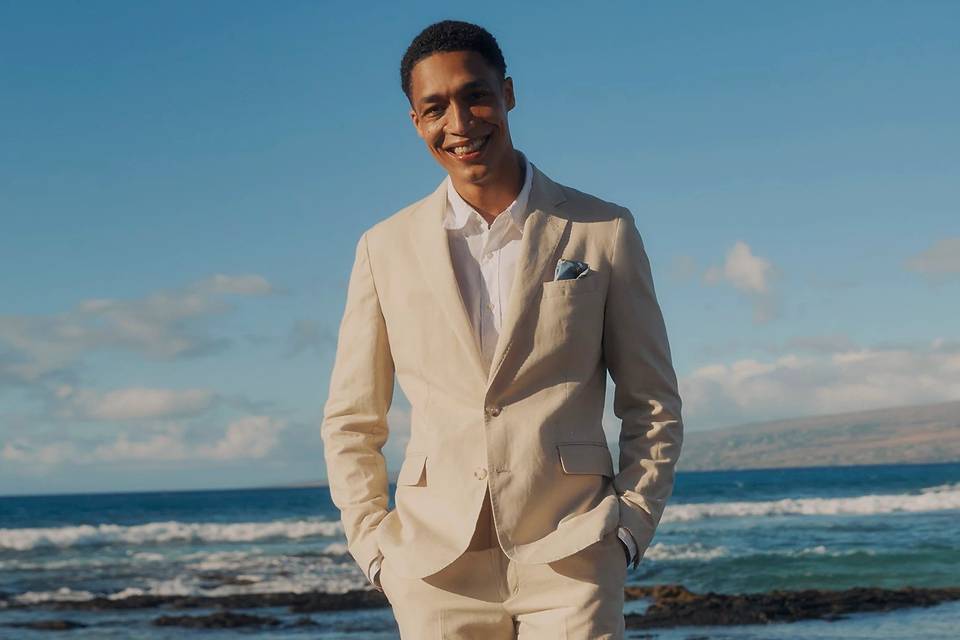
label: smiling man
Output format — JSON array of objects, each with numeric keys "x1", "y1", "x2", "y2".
[
  {"x1": 321, "y1": 19, "x2": 683, "y2": 639},
  {"x1": 407, "y1": 43, "x2": 522, "y2": 226}
]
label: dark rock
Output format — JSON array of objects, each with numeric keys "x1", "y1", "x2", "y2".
[
  {"x1": 8, "y1": 582, "x2": 960, "y2": 630},
  {"x1": 624, "y1": 584, "x2": 960, "y2": 629},
  {"x1": 291, "y1": 615, "x2": 319, "y2": 626},
  {"x1": 152, "y1": 611, "x2": 281, "y2": 628},
  {"x1": 8, "y1": 619, "x2": 87, "y2": 630},
  {"x1": 196, "y1": 572, "x2": 259, "y2": 587}
]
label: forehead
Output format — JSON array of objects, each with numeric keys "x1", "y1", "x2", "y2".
[{"x1": 409, "y1": 50, "x2": 501, "y2": 102}]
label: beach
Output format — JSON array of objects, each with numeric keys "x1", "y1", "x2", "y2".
[{"x1": 2, "y1": 462, "x2": 958, "y2": 638}]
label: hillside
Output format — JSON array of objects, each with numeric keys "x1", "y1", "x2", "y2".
[{"x1": 676, "y1": 399, "x2": 960, "y2": 471}]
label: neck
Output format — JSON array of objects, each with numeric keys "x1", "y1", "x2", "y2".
[{"x1": 450, "y1": 149, "x2": 525, "y2": 225}]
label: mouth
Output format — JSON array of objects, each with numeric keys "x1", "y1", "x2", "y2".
[{"x1": 443, "y1": 133, "x2": 492, "y2": 162}]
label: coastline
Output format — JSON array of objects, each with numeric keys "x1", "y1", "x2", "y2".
[{"x1": 4, "y1": 584, "x2": 959, "y2": 632}]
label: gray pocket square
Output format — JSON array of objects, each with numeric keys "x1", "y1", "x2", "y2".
[{"x1": 554, "y1": 258, "x2": 590, "y2": 281}]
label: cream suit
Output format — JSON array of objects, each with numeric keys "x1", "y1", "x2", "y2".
[{"x1": 320, "y1": 158, "x2": 683, "y2": 631}]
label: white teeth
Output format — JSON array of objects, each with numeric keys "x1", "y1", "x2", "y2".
[{"x1": 451, "y1": 136, "x2": 487, "y2": 156}]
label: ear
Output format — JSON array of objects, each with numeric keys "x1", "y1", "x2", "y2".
[
  {"x1": 409, "y1": 108, "x2": 424, "y2": 139},
  {"x1": 503, "y1": 77, "x2": 516, "y2": 112}
]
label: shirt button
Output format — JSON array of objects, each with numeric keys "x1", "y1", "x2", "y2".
[
  {"x1": 474, "y1": 467, "x2": 488, "y2": 480},
  {"x1": 486, "y1": 405, "x2": 501, "y2": 417}
]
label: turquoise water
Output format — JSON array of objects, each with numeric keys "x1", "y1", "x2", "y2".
[{"x1": 1, "y1": 462, "x2": 958, "y2": 638}]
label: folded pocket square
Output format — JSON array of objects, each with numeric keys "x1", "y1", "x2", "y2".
[{"x1": 554, "y1": 258, "x2": 590, "y2": 281}]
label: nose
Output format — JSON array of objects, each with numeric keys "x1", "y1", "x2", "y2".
[{"x1": 446, "y1": 98, "x2": 474, "y2": 135}]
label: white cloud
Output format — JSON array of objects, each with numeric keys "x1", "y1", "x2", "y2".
[
  {"x1": 91, "y1": 425, "x2": 192, "y2": 461},
  {"x1": 0, "y1": 273, "x2": 274, "y2": 384},
  {"x1": 202, "y1": 416, "x2": 286, "y2": 460},
  {"x1": 905, "y1": 237, "x2": 960, "y2": 278},
  {"x1": 2, "y1": 416, "x2": 287, "y2": 467},
  {"x1": 703, "y1": 241, "x2": 780, "y2": 323},
  {"x1": 56, "y1": 386, "x2": 216, "y2": 421},
  {"x1": 704, "y1": 241, "x2": 772, "y2": 294},
  {"x1": 680, "y1": 339, "x2": 960, "y2": 429}
]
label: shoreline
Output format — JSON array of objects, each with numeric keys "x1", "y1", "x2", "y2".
[{"x1": 3, "y1": 584, "x2": 959, "y2": 631}]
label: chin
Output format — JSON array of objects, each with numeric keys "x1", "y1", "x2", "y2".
[{"x1": 457, "y1": 165, "x2": 493, "y2": 184}]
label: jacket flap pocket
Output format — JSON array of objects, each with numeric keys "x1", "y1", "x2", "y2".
[
  {"x1": 557, "y1": 443, "x2": 614, "y2": 478},
  {"x1": 396, "y1": 453, "x2": 427, "y2": 486}
]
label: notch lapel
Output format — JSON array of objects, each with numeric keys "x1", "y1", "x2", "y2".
[
  {"x1": 408, "y1": 180, "x2": 488, "y2": 387},
  {"x1": 485, "y1": 164, "x2": 569, "y2": 395},
  {"x1": 407, "y1": 164, "x2": 570, "y2": 397}
]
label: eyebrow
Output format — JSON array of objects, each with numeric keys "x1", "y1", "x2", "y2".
[{"x1": 418, "y1": 80, "x2": 489, "y2": 107}]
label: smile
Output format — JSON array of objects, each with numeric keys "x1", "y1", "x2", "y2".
[{"x1": 445, "y1": 134, "x2": 491, "y2": 160}]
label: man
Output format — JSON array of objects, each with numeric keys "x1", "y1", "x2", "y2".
[{"x1": 321, "y1": 19, "x2": 683, "y2": 639}]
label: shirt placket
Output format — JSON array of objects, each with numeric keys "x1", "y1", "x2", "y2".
[{"x1": 478, "y1": 214, "x2": 512, "y2": 370}]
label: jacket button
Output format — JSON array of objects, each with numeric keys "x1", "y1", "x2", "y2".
[
  {"x1": 474, "y1": 467, "x2": 488, "y2": 480},
  {"x1": 486, "y1": 405, "x2": 501, "y2": 417}
]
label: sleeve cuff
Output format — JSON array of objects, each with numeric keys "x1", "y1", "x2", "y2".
[{"x1": 617, "y1": 526, "x2": 638, "y2": 564}]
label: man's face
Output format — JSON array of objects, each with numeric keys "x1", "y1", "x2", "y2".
[{"x1": 408, "y1": 50, "x2": 516, "y2": 186}]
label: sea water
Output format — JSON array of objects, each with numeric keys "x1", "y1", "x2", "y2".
[{"x1": 1, "y1": 462, "x2": 958, "y2": 638}]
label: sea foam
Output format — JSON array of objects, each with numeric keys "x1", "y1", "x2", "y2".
[
  {"x1": 0, "y1": 518, "x2": 344, "y2": 552},
  {"x1": 3, "y1": 483, "x2": 957, "y2": 553},
  {"x1": 662, "y1": 482, "x2": 960, "y2": 523}
]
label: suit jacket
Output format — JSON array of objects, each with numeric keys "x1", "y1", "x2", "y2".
[{"x1": 321, "y1": 161, "x2": 683, "y2": 581}]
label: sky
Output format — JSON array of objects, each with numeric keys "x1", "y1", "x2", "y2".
[{"x1": 1, "y1": 0, "x2": 958, "y2": 496}]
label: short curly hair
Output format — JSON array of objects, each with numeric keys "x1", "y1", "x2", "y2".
[{"x1": 400, "y1": 20, "x2": 507, "y2": 104}]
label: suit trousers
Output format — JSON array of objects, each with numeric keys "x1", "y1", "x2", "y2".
[{"x1": 378, "y1": 487, "x2": 627, "y2": 639}]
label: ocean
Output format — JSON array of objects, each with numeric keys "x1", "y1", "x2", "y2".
[{"x1": 1, "y1": 462, "x2": 958, "y2": 639}]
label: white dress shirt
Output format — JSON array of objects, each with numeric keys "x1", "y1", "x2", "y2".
[{"x1": 368, "y1": 151, "x2": 636, "y2": 589}]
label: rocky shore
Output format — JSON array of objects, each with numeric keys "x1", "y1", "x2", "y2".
[
  {"x1": 622, "y1": 584, "x2": 960, "y2": 628},
  {"x1": 2, "y1": 584, "x2": 958, "y2": 631}
]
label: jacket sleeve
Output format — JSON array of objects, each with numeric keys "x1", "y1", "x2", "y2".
[
  {"x1": 602, "y1": 208, "x2": 684, "y2": 569},
  {"x1": 320, "y1": 230, "x2": 394, "y2": 579}
]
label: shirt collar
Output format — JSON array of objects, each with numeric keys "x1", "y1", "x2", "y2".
[{"x1": 442, "y1": 150, "x2": 533, "y2": 233}]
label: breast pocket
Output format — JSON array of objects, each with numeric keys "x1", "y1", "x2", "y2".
[
  {"x1": 539, "y1": 272, "x2": 605, "y2": 343},
  {"x1": 541, "y1": 272, "x2": 602, "y2": 299}
]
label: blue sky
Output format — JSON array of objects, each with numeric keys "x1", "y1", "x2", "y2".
[{"x1": 2, "y1": 1, "x2": 958, "y2": 496}]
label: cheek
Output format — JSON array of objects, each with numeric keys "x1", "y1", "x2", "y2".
[
  {"x1": 423, "y1": 122, "x2": 444, "y2": 143},
  {"x1": 476, "y1": 105, "x2": 503, "y2": 121}
]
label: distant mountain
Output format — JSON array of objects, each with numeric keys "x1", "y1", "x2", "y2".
[{"x1": 677, "y1": 399, "x2": 960, "y2": 471}]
